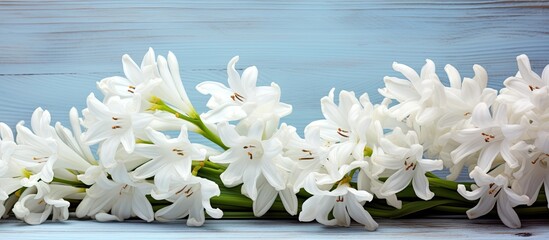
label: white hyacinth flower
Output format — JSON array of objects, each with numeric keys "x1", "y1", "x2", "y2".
[
  {"x1": 196, "y1": 56, "x2": 291, "y2": 124},
  {"x1": 438, "y1": 64, "x2": 497, "y2": 129},
  {"x1": 282, "y1": 126, "x2": 334, "y2": 193},
  {"x1": 511, "y1": 142, "x2": 549, "y2": 206},
  {"x1": 378, "y1": 59, "x2": 446, "y2": 126},
  {"x1": 458, "y1": 167, "x2": 529, "y2": 228},
  {"x1": 81, "y1": 93, "x2": 153, "y2": 168},
  {"x1": 306, "y1": 89, "x2": 360, "y2": 143},
  {"x1": 75, "y1": 165, "x2": 154, "y2": 222},
  {"x1": 98, "y1": 48, "x2": 195, "y2": 116},
  {"x1": 12, "y1": 181, "x2": 82, "y2": 225},
  {"x1": 0, "y1": 122, "x2": 17, "y2": 178},
  {"x1": 500, "y1": 54, "x2": 548, "y2": 113},
  {"x1": 375, "y1": 129, "x2": 443, "y2": 200},
  {"x1": 306, "y1": 89, "x2": 381, "y2": 166},
  {"x1": 154, "y1": 52, "x2": 195, "y2": 116},
  {"x1": 451, "y1": 103, "x2": 525, "y2": 172},
  {"x1": 97, "y1": 48, "x2": 162, "y2": 103},
  {"x1": 0, "y1": 122, "x2": 23, "y2": 216},
  {"x1": 12, "y1": 108, "x2": 92, "y2": 187},
  {"x1": 499, "y1": 54, "x2": 549, "y2": 154},
  {"x1": 132, "y1": 126, "x2": 207, "y2": 192},
  {"x1": 252, "y1": 174, "x2": 298, "y2": 217},
  {"x1": 209, "y1": 121, "x2": 286, "y2": 201},
  {"x1": 299, "y1": 174, "x2": 378, "y2": 231},
  {"x1": 152, "y1": 175, "x2": 223, "y2": 226}
]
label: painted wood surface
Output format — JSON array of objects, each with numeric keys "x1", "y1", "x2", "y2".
[
  {"x1": 1, "y1": 0, "x2": 549, "y2": 238},
  {"x1": 1, "y1": 218, "x2": 548, "y2": 239},
  {"x1": 1, "y1": 0, "x2": 548, "y2": 134}
]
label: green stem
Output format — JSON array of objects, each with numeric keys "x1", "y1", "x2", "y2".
[
  {"x1": 152, "y1": 97, "x2": 228, "y2": 150},
  {"x1": 192, "y1": 116, "x2": 228, "y2": 150},
  {"x1": 366, "y1": 199, "x2": 459, "y2": 218},
  {"x1": 430, "y1": 205, "x2": 469, "y2": 214},
  {"x1": 52, "y1": 177, "x2": 87, "y2": 188},
  {"x1": 222, "y1": 211, "x2": 293, "y2": 219},
  {"x1": 203, "y1": 159, "x2": 227, "y2": 170}
]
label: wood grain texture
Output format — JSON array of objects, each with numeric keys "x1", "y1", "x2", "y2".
[
  {"x1": 1, "y1": 0, "x2": 548, "y2": 132},
  {"x1": 0, "y1": 1, "x2": 549, "y2": 236},
  {"x1": 0, "y1": 218, "x2": 548, "y2": 239}
]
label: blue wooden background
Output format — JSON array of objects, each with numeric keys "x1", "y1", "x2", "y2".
[
  {"x1": 1, "y1": 0, "x2": 548, "y2": 136},
  {"x1": 1, "y1": 0, "x2": 549, "y2": 238}
]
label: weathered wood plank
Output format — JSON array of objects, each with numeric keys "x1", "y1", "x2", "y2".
[
  {"x1": 0, "y1": 218, "x2": 547, "y2": 239},
  {"x1": 0, "y1": 1, "x2": 548, "y2": 234},
  {"x1": 1, "y1": 0, "x2": 548, "y2": 132}
]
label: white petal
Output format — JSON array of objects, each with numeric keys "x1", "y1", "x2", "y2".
[
  {"x1": 141, "y1": 48, "x2": 156, "y2": 68},
  {"x1": 469, "y1": 167, "x2": 498, "y2": 186},
  {"x1": 497, "y1": 197, "x2": 521, "y2": 228},
  {"x1": 503, "y1": 188, "x2": 529, "y2": 206},
  {"x1": 473, "y1": 64, "x2": 488, "y2": 88},
  {"x1": 187, "y1": 201, "x2": 206, "y2": 227},
  {"x1": 0, "y1": 122, "x2": 14, "y2": 141},
  {"x1": 226, "y1": 56, "x2": 242, "y2": 92},
  {"x1": 412, "y1": 172, "x2": 434, "y2": 200},
  {"x1": 380, "y1": 168, "x2": 413, "y2": 196},
  {"x1": 471, "y1": 103, "x2": 492, "y2": 128},
  {"x1": 261, "y1": 161, "x2": 285, "y2": 191},
  {"x1": 85, "y1": 93, "x2": 111, "y2": 120},
  {"x1": 133, "y1": 159, "x2": 164, "y2": 180},
  {"x1": 98, "y1": 138, "x2": 120, "y2": 168},
  {"x1": 348, "y1": 188, "x2": 373, "y2": 202},
  {"x1": 202, "y1": 105, "x2": 247, "y2": 123},
  {"x1": 204, "y1": 204, "x2": 223, "y2": 219},
  {"x1": 500, "y1": 142, "x2": 519, "y2": 169},
  {"x1": 450, "y1": 139, "x2": 483, "y2": 164},
  {"x1": 119, "y1": 131, "x2": 136, "y2": 154},
  {"x1": 95, "y1": 212, "x2": 122, "y2": 222},
  {"x1": 209, "y1": 149, "x2": 241, "y2": 164},
  {"x1": 122, "y1": 54, "x2": 143, "y2": 84},
  {"x1": 298, "y1": 196, "x2": 319, "y2": 222},
  {"x1": 155, "y1": 198, "x2": 190, "y2": 222},
  {"x1": 242, "y1": 167, "x2": 261, "y2": 200},
  {"x1": 219, "y1": 159, "x2": 246, "y2": 187},
  {"x1": 445, "y1": 64, "x2": 461, "y2": 89},
  {"x1": 316, "y1": 196, "x2": 337, "y2": 226},
  {"x1": 132, "y1": 193, "x2": 154, "y2": 222},
  {"x1": 420, "y1": 59, "x2": 436, "y2": 79},
  {"x1": 333, "y1": 202, "x2": 350, "y2": 227},
  {"x1": 111, "y1": 194, "x2": 132, "y2": 220},
  {"x1": 381, "y1": 77, "x2": 418, "y2": 102},
  {"x1": 133, "y1": 144, "x2": 159, "y2": 159},
  {"x1": 418, "y1": 159, "x2": 443, "y2": 172},
  {"x1": 241, "y1": 66, "x2": 258, "y2": 94},
  {"x1": 392, "y1": 62, "x2": 421, "y2": 87},
  {"x1": 457, "y1": 185, "x2": 485, "y2": 201},
  {"x1": 247, "y1": 121, "x2": 264, "y2": 140},
  {"x1": 517, "y1": 54, "x2": 541, "y2": 84},
  {"x1": 215, "y1": 122, "x2": 243, "y2": 148},
  {"x1": 279, "y1": 188, "x2": 298, "y2": 216},
  {"x1": 477, "y1": 143, "x2": 500, "y2": 172},
  {"x1": 462, "y1": 78, "x2": 481, "y2": 102},
  {"x1": 466, "y1": 196, "x2": 496, "y2": 219},
  {"x1": 253, "y1": 179, "x2": 277, "y2": 217},
  {"x1": 346, "y1": 195, "x2": 378, "y2": 231},
  {"x1": 320, "y1": 97, "x2": 346, "y2": 127}
]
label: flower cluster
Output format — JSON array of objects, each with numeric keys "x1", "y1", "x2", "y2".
[
  {"x1": 0, "y1": 49, "x2": 547, "y2": 230},
  {"x1": 378, "y1": 55, "x2": 548, "y2": 228}
]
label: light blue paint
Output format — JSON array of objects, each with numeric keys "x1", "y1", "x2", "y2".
[
  {"x1": 0, "y1": 218, "x2": 548, "y2": 239},
  {"x1": 0, "y1": 0, "x2": 548, "y2": 179},
  {"x1": 1, "y1": 1, "x2": 548, "y2": 133}
]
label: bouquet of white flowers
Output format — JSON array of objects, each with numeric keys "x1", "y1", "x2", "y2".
[{"x1": 0, "y1": 49, "x2": 547, "y2": 230}]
